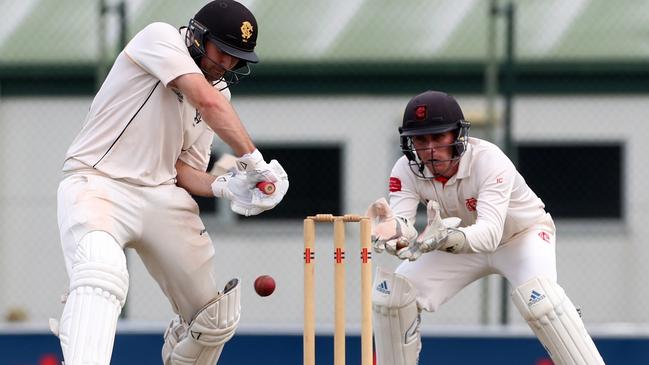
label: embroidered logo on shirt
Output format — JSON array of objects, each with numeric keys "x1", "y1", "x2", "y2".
[
  {"x1": 172, "y1": 89, "x2": 184, "y2": 102},
  {"x1": 193, "y1": 109, "x2": 202, "y2": 126},
  {"x1": 465, "y1": 197, "x2": 477, "y2": 212},
  {"x1": 389, "y1": 177, "x2": 402, "y2": 192},
  {"x1": 538, "y1": 231, "x2": 551, "y2": 243}
]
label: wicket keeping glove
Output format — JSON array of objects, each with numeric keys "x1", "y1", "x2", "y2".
[
  {"x1": 366, "y1": 197, "x2": 417, "y2": 256},
  {"x1": 397, "y1": 200, "x2": 466, "y2": 261}
]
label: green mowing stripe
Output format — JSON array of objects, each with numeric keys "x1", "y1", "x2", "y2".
[{"x1": 2, "y1": 61, "x2": 649, "y2": 96}]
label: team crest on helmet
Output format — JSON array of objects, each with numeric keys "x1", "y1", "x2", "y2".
[
  {"x1": 240, "y1": 21, "x2": 253, "y2": 42},
  {"x1": 415, "y1": 105, "x2": 427, "y2": 120}
]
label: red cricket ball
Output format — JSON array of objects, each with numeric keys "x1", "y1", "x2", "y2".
[{"x1": 254, "y1": 275, "x2": 276, "y2": 297}]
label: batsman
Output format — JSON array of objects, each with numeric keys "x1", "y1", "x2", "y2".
[
  {"x1": 52, "y1": 1, "x2": 289, "y2": 364},
  {"x1": 368, "y1": 90, "x2": 605, "y2": 365}
]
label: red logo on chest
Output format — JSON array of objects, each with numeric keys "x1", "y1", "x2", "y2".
[
  {"x1": 389, "y1": 177, "x2": 402, "y2": 192},
  {"x1": 465, "y1": 198, "x2": 477, "y2": 212},
  {"x1": 538, "y1": 231, "x2": 551, "y2": 243}
]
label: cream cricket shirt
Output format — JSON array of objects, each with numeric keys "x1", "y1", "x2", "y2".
[
  {"x1": 389, "y1": 137, "x2": 548, "y2": 253},
  {"x1": 63, "y1": 22, "x2": 230, "y2": 186}
]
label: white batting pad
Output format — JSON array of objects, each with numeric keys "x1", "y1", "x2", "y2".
[
  {"x1": 512, "y1": 276, "x2": 604, "y2": 365},
  {"x1": 57, "y1": 231, "x2": 129, "y2": 365},
  {"x1": 167, "y1": 278, "x2": 241, "y2": 365},
  {"x1": 372, "y1": 267, "x2": 421, "y2": 365},
  {"x1": 162, "y1": 315, "x2": 188, "y2": 365}
]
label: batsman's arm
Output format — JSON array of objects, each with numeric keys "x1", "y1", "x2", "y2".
[
  {"x1": 169, "y1": 73, "x2": 255, "y2": 157},
  {"x1": 176, "y1": 159, "x2": 217, "y2": 197}
]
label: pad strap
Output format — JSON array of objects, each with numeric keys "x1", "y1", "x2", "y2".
[{"x1": 162, "y1": 315, "x2": 188, "y2": 365}]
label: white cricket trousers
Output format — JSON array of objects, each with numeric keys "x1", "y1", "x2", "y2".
[
  {"x1": 57, "y1": 170, "x2": 220, "y2": 321},
  {"x1": 396, "y1": 214, "x2": 557, "y2": 312}
]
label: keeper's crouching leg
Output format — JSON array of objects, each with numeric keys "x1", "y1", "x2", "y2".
[
  {"x1": 163, "y1": 278, "x2": 241, "y2": 365},
  {"x1": 372, "y1": 267, "x2": 421, "y2": 365},
  {"x1": 512, "y1": 276, "x2": 604, "y2": 365}
]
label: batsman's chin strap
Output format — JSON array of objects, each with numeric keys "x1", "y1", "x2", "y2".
[{"x1": 180, "y1": 25, "x2": 249, "y2": 91}]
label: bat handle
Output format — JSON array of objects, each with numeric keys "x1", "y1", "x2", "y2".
[{"x1": 256, "y1": 181, "x2": 276, "y2": 195}]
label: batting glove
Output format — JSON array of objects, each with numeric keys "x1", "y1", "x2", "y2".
[
  {"x1": 236, "y1": 149, "x2": 280, "y2": 187},
  {"x1": 211, "y1": 162, "x2": 289, "y2": 217}
]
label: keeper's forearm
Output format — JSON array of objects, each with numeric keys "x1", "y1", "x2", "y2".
[{"x1": 175, "y1": 160, "x2": 217, "y2": 197}]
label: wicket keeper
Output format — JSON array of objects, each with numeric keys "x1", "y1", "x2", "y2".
[{"x1": 368, "y1": 90, "x2": 604, "y2": 365}]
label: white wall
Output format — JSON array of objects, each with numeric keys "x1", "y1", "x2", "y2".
[{"x1": 1, "y1": 94, "x2": 646, "y2": 335}]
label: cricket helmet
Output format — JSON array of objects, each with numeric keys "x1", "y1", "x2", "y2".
[
  {"x1": 186, "y1": 0, "x2": 258, "y2": 87},
  {"x1": 399, "y1": 90, "x2": 471, "y2": 178}
]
